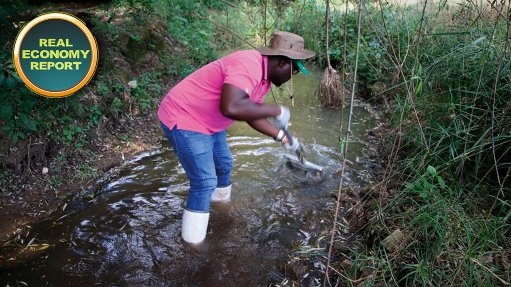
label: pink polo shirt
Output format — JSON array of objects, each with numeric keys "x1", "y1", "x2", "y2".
[{"x1": 157, "y1": 50, "x2": 271, "y2": 134}]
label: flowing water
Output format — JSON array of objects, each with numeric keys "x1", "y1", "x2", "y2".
[{"x1": 0, "y1": 69, "x2": 380, "y2": 286}]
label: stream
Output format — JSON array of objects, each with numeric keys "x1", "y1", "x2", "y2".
[{"x1": 0, "y1": 69, "x2": 380, "y2": 286}]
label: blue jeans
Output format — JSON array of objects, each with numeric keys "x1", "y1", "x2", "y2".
[{"x1": 161, "y1": 123, "x2": 233, "y2": 212}]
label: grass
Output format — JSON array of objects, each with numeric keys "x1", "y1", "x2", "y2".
[
  {"x1": 315, "y1": 1, "x2": 511, "y2": 286},
  {"x1": 72, "y1": 163, "x2": 99, "y2": 182}
]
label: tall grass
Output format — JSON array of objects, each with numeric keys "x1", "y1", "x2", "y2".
[{"x1": 329, "y1": 1, "x2": 511, "y2": 286}]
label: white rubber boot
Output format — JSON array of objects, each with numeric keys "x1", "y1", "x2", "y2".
[
  {"x1": 211, "y1": 185, "x2": 232, "y2": 202},
  {"x1": 182, "y1": 209, "x2": 209, "y2": 244}
]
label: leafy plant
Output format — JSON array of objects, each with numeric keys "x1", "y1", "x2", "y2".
[
  {"x1": 412, "y1": 166, "x2": 451, "y2": 198},
  {"x1": 0, "y1": 61, "x2": 39, "y2": 144}
]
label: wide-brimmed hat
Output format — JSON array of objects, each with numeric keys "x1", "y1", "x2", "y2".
[{"x1": 257, "y1": 31, "x2": 316, "y2": 60}]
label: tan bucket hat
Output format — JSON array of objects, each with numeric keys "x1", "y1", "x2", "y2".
[{"x1": 257, "y1": 31, "x2": 316, "y2": 60}]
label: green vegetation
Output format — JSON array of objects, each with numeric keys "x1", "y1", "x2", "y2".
[
  {"x1": 317, "y1": 2, "x2": 510, "y2": 286},
  {"x1": 0, "y1": 0, "x2": 221, "y2": 147},
  {"x1": 0, "y1": 0, "x2": 225, "y2": 190}
]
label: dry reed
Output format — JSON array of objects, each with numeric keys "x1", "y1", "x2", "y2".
[
  {"x1": 318, "y1": 0, "x2": 345, "y2": 109},
  {"x1": 319, "y1": 66, "x2": 345, "y2": 108}
]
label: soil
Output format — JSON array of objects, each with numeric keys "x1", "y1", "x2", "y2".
[{"x1": 0, "y1": 114, "x2": 163, "y2": 244}]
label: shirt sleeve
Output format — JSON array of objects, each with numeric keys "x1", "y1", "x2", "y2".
[{"x1": 223, "y1": 56, "x2": 262, "y2": 101}]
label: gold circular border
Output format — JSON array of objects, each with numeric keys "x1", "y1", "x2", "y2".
[{"x1": 13, "y1": 12, "x2": 99, "y2": 98}]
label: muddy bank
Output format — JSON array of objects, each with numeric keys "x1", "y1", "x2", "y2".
[{"x1": 0, "y1": 114, "x2": 162, "y2": 242}]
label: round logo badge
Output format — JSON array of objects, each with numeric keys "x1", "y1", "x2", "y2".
[{"x1": 13, "y1": 12, "x2": 99, "y2": 98}]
